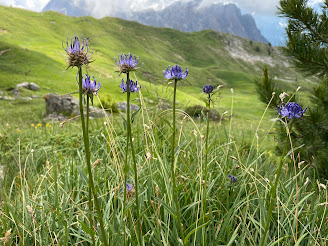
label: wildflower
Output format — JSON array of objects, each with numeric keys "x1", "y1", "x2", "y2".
[
  {"x1": 228, "y1": 174, "x2": 237, "y2": 183},
  {"x1": 31, "y1": 123, "x2": 34, "y2": 127},
  {"x1": 163, "y1": 64, "x2": 188, "y2": 80},
  {"x1": 62, "y1": 35, "x2": 92, "y2": 68},
  {"x1": 82, "y1": 75, "x2": 101, "y2": 95},
  {"x1": 17, "y1": 129, "x2": 21, "y2": 133},
  {"x1": 46, "y1": 123, "x2": 51, "y2": 128},
  {"x1": 278, "y1": 102, "x2": 307, "y2": 119},
  {"x1": 115, "y1": 53, "x2": 142, "y2": 74},
  {"x1": 126, "y1": 181, "x2": 133, "y2": 192},
  {"x1": 203, "y1": 84, "x2": 214, "y2": 94},
  {"x1": 120, "y1": 79, "x2": 141, "y2": 93},
  {"x1": 36, "y1": 123, "x2": 42, "y2": 127}
]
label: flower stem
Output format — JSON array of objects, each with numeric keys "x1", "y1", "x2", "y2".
[
  {"x1": 126, "y1": 72, "x2": 142, "y2": 244},
  {"x1": 78, "y1": 67, "x2": 108, "y2": 246},
  {"x1": 260, "y1": 122, "x2": 292, "y2": 246},
  {"x1": 202, "y1": 94, "x2": 211, "y2": 243},
  {"x1": 171, "y1": 79, "x2": 185, "y2": 244}
]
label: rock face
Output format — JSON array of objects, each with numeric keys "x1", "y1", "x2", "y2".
[{"x1": 42, "y1": 0, "x2": 268, "y2": 43}]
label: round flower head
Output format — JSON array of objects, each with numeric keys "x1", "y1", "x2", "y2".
[
  {"x1": 126, "y1": 181, "x2": 133, "y2": 192},
  {"x1": 203, "y1": 84, "x2": 214, "y2": 94},
  {"x1": 115, "y1": 53, "x2": 142, "y2": 74},
  {"x1": 228, "y1": 174, "x2": 237, "y2": 183},
  {"x1": 163, "y1": 64, "x2": 188, "y2": 80},
  {"x1": 62, "y1": 35, "x2": 92, "y2": 68},
  {"x1": 82, "y1": 75, "x2": 101, "y2": 95},
  {"x1": 120, "y1": 79, "x2": 141, "y2": 93},
  {"x1": 278, "y1": 102, "x2": 307, "y2": 119}
]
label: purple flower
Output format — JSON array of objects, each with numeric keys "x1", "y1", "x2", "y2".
[
  {"x1": 82, "y1": 75, "x2": 101, "y2": 95},
  {"x1": 278, "y1": 102, "x2": 307, "y2": 119},
  {"x1": 163, "y1": 64, "x2": 188, "y2": 80},
  {"x1": 115, "y1": 53, "x2": 142, "y2": 74},
  {"x1": 120, "y1": 79, "x2": 141, "y2": 93},
  {"x1": 127, "y1": 181, "x2": 133, "y2": 192},
  {"x1": 62, "y1": 35, "x2": 92, "y2": 68},
  {"x1": 203, "y1": 84, "x2": 214, "y2": 94},
  {"x1": 228, "y1": 174, "x2": 237, "y2": 183}
]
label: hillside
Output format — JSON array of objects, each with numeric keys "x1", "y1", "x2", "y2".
[{"x1": 0, "y1": 5, "x2": 314, "y2": 125}]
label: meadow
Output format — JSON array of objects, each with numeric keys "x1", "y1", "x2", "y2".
[{"x1": 0, "y1": 5, "x2": 327, "y2": 246}]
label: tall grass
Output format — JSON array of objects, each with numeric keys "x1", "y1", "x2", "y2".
[{"x1": 0, "y1": 89, "x2": 327, "y2": 245}]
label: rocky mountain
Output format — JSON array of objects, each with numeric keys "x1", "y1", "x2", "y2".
[{"x1": 42, "y1": 0, "x2": 268, "y2": 43}]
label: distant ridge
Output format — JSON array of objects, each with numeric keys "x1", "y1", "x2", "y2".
[{"x1": 42, "y1": 0, "x2": 268, "y2": 43}]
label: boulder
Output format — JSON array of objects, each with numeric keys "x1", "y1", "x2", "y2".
[
  {"x1": 16, "y1": 82, "x2": 29, "y2": 89},
  {"x1": 117, "y1": 101, "x2": 139, "y2": 112},
  {"x1": 28, "y1": 82, "x2": 40, "y2": 91},
  {"x1": 43, "y1": 93, "x2": 110, "y2": 120},
  {"x1": 16, "y1": 82, "x2": 40, "y2": 91},
  {"x1": 12, "y1": 88, "x2": 20, "y2": 97},
  {"x1": 43, "y1": 93, "x2": 79, "y2": 116}
]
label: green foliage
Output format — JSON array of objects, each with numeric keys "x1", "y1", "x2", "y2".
[
  {"x1": 278, "y1": 0, "x2": 328, "y2": 76},
  {"x1": 99, "y1": 94, "x2": 119, "y2": 113},
  {"x1": 254, "y1": 66, "x2": 283, "y2": 107},
  {"x1": 258, "y1": 0, "x2": 328, "y2": 177},
  {"x1": 184, "y1": 105, "x2": 221, "y2": 121}
]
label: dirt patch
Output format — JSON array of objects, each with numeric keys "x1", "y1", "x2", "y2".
[{"x1": 0, "y1": 29, "x2": 8, "y2": 34}]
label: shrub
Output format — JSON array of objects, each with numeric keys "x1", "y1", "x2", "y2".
[
  {"x1": 99, "y1": 94, "x2": 119, "y2": 113},
  {"x1": 184, "y1": 105, "x2": 220, "y2": 121}
]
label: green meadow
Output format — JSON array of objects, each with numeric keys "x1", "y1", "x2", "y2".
[{"x1": 0, "y1": 5, "x2": 327, "y2": 245}]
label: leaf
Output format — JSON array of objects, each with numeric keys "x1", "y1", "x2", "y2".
[
  {"x1": 78, "y1": 220, "x2": 95, "y2": 238},
  {"x1": 121, "y1": 115, "x2": 127, "y2": 131},
  {"x1": 131, "y1": 106, "x2": 141, "y2": 123}
]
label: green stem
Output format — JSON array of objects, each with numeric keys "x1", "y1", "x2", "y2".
[
  {"x1": 171, "y1": 79, "x2": 185, "y2": 244},
  {"x1": 125, "y1": 72, "x2": 142, "y2": 244},
  {"x1": 260, "y1": 122, "x2": 292, "y2": 246},
  {"x1": 78, "y1": 67, "x2": 108, "y2": 246},
  {"x1": 202, "y1": 94, "x2": 211, "y2": 243}
]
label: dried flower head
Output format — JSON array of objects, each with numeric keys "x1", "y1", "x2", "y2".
[
  {"x1": 203, "y1": 84, "x2": 214, "y2": 94},
  {"x1": 228, "y1": 174, "x2": 237, "y2": 183},
  {"x1": 82, "y1": 75, "x2": 101, "y2": 95},
  {"x1": 115, "y1": 53, "x2": 142, "y2": 74},
  {"x1": 62, "y1": 35, "x2": 92, "y2": 68},
  {"x1": 163, "y1": 64, "x2": 188, "y2": 80},
  {"x1": 120, "y1": 79, "x2": 141, "y2": 93},
  {"x1": 279, "y1": 92, "x2": 289, "y2": 102},
  {"x1": 278, "y1": 102, "x2": 307, "y2": 119}
]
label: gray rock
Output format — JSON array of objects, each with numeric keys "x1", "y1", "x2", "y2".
[
  {"x1": 43, "y1": 93, "x2": 79, "y2": 116},
  {"x1": 0, "y1": 91, "x2": 3, "y2": 95},
  {"x1": 117, "y1": 101, "x2": 139, "y2": 112},
  {"x1": 28, "y1": 82, "x2": 40, "y2": 91},
  {"x1": 16, "y1": 82, "x2": 40, "y2": 91},
  {"x1": 12, "y1": 88, "x2": 20, "y2": 96},
  {"x1": 0, "y1": 96, "x2": 2, "y2": 100},
  {"x1": 31, "y1": 95, "x2": 39, "y2": 98},
  {"x1": 16, "y1": 82, "x2": 29, "y2": 89},
  {"x1": 3, "y1": 96, "x2": 15, "y2": 100},
  {"x1": 21, "y1": 97, "x2": 33, "y2": 101}
]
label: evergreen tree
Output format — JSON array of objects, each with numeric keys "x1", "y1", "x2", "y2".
[{"x1": 256, "y1": 0, "x2": 328, "y2": 177}]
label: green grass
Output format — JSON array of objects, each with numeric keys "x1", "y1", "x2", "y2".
[{"x1": 0, "y1": 5, "x2": 315, "y2": 126}]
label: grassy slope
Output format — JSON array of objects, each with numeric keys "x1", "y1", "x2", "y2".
[{"x1": 0, "y1": 5, "x2": 313, "y2": 125}]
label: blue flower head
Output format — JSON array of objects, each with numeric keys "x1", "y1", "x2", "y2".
[
  {"x1": 62, "y1": 35, "x2": 92, "y2": 68},
  {"x1": 82, "y1": 75, "x2": 101, "y2": 95},
  {"x1": 203, "y1": 84, "x2": 214, "y2": 94},
  {"x1": 115, "y1": 53, "x2": 142, "y2": 74},
  {"x1": 163, "y1": 64, "x2": 188, "y2": 80},
  {"x1": 127, "y1": 181, "x2": 133, "y2": 192},
  {"x1": 228, "y1": 174, "x2": 237, "y2": 183},
  {"x1": 278, "y1": 102, "x2": 307, "y2": 119},
  {"x1": 120, "y1": 79, "x2": 141, "y2": 93}
]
